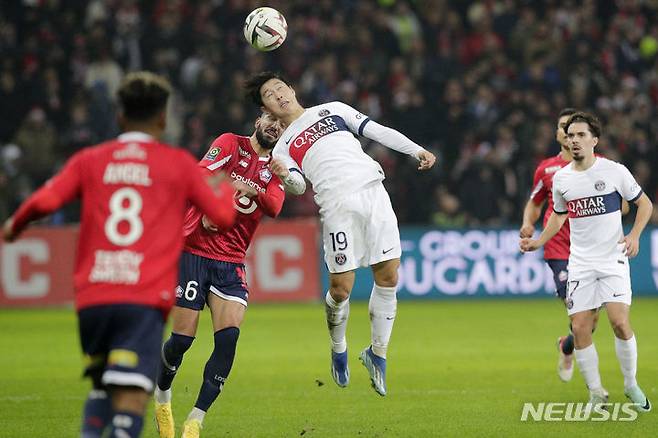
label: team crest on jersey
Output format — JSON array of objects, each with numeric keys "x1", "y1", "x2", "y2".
[
  {"x1": 175, "y1": 285, "x2": 183, "y2": 298},
  {"x1": 318, "y1": 109, "x2": 330, "y2": 117},
  {"x1": 335, "y1": 253, "x2": 347, "y2": 266},
  {"x1": 204, "y1": 147, "x2": 220, "y2": 161},
  {"x1": 566, "y1": 297, "x2": 573, "y2": 309},
  {"x1": 259, "y1": 168, "x2": 272, "y2": 183},
  {"x1": 594, "y1": 180, "x2": 606, "y2": 191}
]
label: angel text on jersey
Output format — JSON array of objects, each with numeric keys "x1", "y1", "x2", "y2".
[
  {"x1": 289, "y1": 116, "x2": 348, "y2": 149},
  {"x1": 567, "y1": 192, "x2": 621, "y2": 218},
  {"x1": 231, "y1": 171, "x2": 265, "y2": 193},
  {"x1": 103, "y1": 163, "x2": 152, "y2": 186}
]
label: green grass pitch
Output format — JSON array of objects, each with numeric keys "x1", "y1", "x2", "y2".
[{"x1": 1, "y1": 298, "x2": 657, "y2": 437}]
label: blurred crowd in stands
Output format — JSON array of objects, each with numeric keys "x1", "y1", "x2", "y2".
[{"x1": 1, "y1": 0, "x2": 657, "y2": 226}]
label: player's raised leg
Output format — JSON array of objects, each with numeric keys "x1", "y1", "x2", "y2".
[
  {"x1": 548, "y1": 260, "x2": 576, "y2": 382},
  {"x1": 360, "y1": 258, "x2": 399, "y2": 396},
  {"x1": 606, "y1": 302, "x2": 651, "y2": 412},
  {"x1": 326, "y1": 270, "x2": 354, "y2": 387},
  {"x1": 154, "y1": 305, "x2": 199, "y2": 438},
  {"x1": 183, "y1": 293, "x2": 245, "y2": 436}
]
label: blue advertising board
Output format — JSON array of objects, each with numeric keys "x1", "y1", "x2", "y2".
[{"x1": 320, "y1": 227, "x2": 658, "y2": 300}]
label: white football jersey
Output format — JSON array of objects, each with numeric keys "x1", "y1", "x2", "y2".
[
  {"x1": 552, "y1": 157, "x2": 642, "y2": 269},
  {"x1": 273, "y1": 101, "x2": 409, "y2": 208}
]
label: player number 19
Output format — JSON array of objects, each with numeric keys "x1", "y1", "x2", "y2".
[
  {"x1": 329, "y1": 231, "x2": 348, "y2": 251},
  {"x1": 105, "y1": 187, "x2": 144, "y2": 246}
]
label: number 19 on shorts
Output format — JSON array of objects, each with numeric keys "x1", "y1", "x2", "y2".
[{"x1": 329, "y1": 231, "x2": 348, "y2": 251}]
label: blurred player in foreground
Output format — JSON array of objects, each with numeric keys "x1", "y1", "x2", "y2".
[
  {"x1": 245, "y1": 71, "x2": 436, "y2": 396},
  {"x1": 2, "y1": 72, "x2": 236, "y2": 438},
  {"x1": 520, "y1": 112, "x2": 652, "y2": 411},
  {"x1": 153, "y1": 112, "x2": 285, "y2": 438}
]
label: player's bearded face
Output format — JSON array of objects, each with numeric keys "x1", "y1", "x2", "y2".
[
  {"x1": 567, "y1": 122, "x2": 597, "y2": 161},
  {"x1": 256, "y1": 115, "x2": 282, "y2": 150}
]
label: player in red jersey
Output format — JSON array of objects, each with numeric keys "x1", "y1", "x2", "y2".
[
  {"x1": 2, "y1": 72, "x2": 236, "y2": 438},
  {"x1": 153, "y1": 112, "x2": 285, "y2": 438},
  {"x1": 521, "y1": 108, "x2": 581, "y2": 382}
]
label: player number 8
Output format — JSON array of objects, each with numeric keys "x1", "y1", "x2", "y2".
[{"x1": 105, "y1": 187, "x2": 144, "y2": 246}]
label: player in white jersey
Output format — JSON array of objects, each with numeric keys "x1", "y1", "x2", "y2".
[
  {"x1": 245, "y1": 72, "x2": 436, "y2": 396},
  {"x1": 520, "y1": 112, "x2": 653, "y2": 411}
]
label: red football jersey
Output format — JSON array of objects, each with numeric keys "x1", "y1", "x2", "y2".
[
  {"x1": 10, "y1": 132, "x2": 236, "y2": 314},
  {"x1": 529, "y1": 154, "x2": 570, "y2": 260},
  {"x1": 183, "y1": 133, "x2": 285, "y2": 263}
]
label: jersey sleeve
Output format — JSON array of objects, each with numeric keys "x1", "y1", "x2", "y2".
[
  {"x1": 255, "y1": 174, "x2": 285, "y2": 218},
  {"x1": 332, "y1": 101, "x2": 425, "y2": 157},
  {"x1": 272, "y1": 140, "x2": 302, "y2": 174},
  {"x1": 529, "y1": 164, "x2": 547, "y2": 205},
  {"x1": 182, "y1": 151, "x2": 236, "y2": 230},
  {"x1": 616, "y1": 163, "x2": 643, "y2": 202},
  {"x1": 552, "y1": 174, "x2": 567, "y2": 214},
  {"x1": 11, "y1": 151, "x2": 84, "y2": 235},
  {"x1": 200, "y1": 134, "x2": 236, "y2": 172}
]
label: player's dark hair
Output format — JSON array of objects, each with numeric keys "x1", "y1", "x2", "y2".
[
  {"x1": 564, "y1": 111, "x2": 602, "y2": 138},
  {"x1": 117, "y1": 71, "x2": 171, "y2": 121},
  {"x1": 244, "y1": 71, "x2": 291, "y2": 106},
  {"x1": 558, "y1": 108, "x2": 577, "y2": 118}
]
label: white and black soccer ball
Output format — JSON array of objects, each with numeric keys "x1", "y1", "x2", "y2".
[{"x1": 243, "y1": 7, "x2": 288, "y2": 52}]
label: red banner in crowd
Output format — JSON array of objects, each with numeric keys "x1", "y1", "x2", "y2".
[{"x1": 0, "y1": 220, "x2": 320, "y2": 307}]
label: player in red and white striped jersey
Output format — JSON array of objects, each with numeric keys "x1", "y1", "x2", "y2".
[
  {"x1": 153, "y1": 112, "x2": 285, "y2": 437},
  {"x1": 3, "y1": 72, "x2": 236, "y2": 438}
]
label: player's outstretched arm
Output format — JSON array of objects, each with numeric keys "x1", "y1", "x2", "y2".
[
  {"x1": 4, "y1": 152, "x2": 83, "y2": 241},
  {"x1": 270, "y1": 158, "x2": 306, "y2": 195},
  {"x1": 186, "y1": 153, "x2": 237, "y2": 230},
  {"x1": 619, "y1": 193, "x2": 653, "y2": 257},
  {"x1": 361, "y1": 120, "x2": 435, "y2": 168},
  {"x1": 520, "y1": 199, "x2": 544, "y2": 238},
  {"x1": 520, "y1": 211, "x2": 567, "y2": 253}
]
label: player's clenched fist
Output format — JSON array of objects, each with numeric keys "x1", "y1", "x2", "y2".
[
  {"x1": 269, "y1": 158, "x2": 289, "y2": 179},
  {"x1": 416, "y1": 150, "x2": 436, "y2": 170}
]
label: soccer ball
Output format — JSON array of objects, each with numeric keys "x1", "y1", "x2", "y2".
[{"x1": 243, "y1": 7, "x2": 287, "y2": 51}]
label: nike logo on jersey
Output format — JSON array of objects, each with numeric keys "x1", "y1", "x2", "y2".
[
  {"x1": 285, "y1": 135, "x2": 294, "y2": 144},
  {"x1": 382, "y1": 247, "x2": 395, "y2": 254},
  {"x1": 612, "y1": 293, "x2": 625, "y2": 297}
]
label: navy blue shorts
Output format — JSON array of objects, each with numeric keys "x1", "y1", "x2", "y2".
[
  {"x1": 175, "y1": 252, "x2": 249, "y2": 311},
  {"x1": 547, "y1": 259, "x2": 569, "y2": 300},
  {"x1": 78, "y1": 304, "x2": 165, "y2": 392}
]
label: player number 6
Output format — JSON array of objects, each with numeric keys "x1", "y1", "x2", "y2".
[{"x1": 184, "y1": 281, "x2": 199, "y2": 301}]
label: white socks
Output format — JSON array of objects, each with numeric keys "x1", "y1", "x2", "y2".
[
  {"x1": 369, "y1": 283, "x2": 397, "y2": 359},
  {"x1": 575, "y1": 343, "x2": 602, "y2": 391},
  {"x1": 325, "y1": 291, "x2": 349, "y2": 354},
  {"x1": 154, "y1": 387, "x2": 171, "y2": 404},
  {"x1": 615, "y1": 335, "x2": 638, "y2": 389},
  {"x1": 188, "y1": 407, "x2": 206, "y2": 423}
]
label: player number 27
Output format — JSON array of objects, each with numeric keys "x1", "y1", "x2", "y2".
[
  {"x1": 329, "y1": 231, "x2": 348, "y2": 251},
  {"x1": 105, "y1": 187, "x2": 144, "y2": 246}
]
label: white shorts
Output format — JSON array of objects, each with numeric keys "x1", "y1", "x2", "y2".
[
  {"x1": 320, "y1": 182, "x2": 401, "y2": 273},
  {"x1": 566, "y1": 264, "x2": 632, "y2": 315}
]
